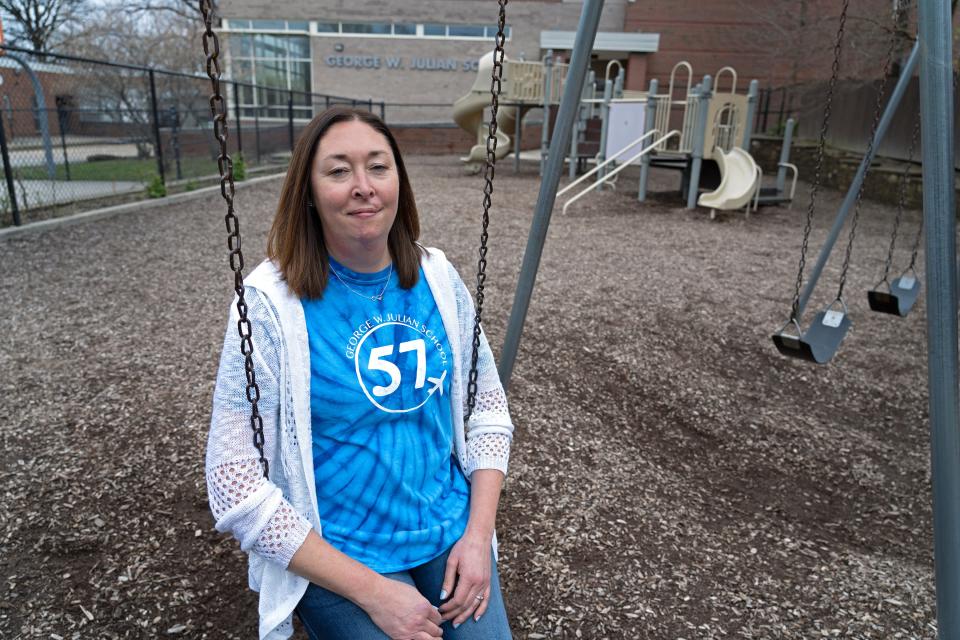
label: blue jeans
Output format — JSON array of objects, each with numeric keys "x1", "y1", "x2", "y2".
[{"x1": 295, "y1": 545, "x2": 512, "y2": 639}]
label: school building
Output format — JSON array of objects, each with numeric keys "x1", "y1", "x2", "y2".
[{"x1": 216, "y1": 0, "x2": 899, "y2": 127}]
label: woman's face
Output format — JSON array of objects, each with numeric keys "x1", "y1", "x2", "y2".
[{"x1": 310, "y1": 119, "x2": 400, "y2": 262}]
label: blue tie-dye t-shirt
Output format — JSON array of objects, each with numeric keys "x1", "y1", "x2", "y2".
[{"x1": 301, "y1": 257, "x2": 470, "y2": 573}]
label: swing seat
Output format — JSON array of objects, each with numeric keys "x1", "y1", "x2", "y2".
[
  {"x1": 772, "y1": 304, "x2": 852, "y2": 364},
  {"x1": 868, "y1": 274, "x2": 920, "y2": 317}
]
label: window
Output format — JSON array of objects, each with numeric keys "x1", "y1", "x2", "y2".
[
  {"x1": 251, "y1": 19, "x2": 285, "y2": 30},
  {"x1": 235, "y1": 34, "x2": 253, "y2": 57},
  {"x1": 448, "y1": 25, "x2": 484, "y2": 38},
  {"x1": 422, "y1": 23, "x2": 508, "y2": 40},
  {"x1": 286, "y1": 36, "x2": 310, "y2": 58},
  {"x1": 235, "y1": 59, "x2": 255, "y2": 104},
  {"x1": 254, "y1": 33, "x2": 288, "y2": 58},
  {"x1": 305, "y1": 21, "x2": 511, "y2": 41},
  {"x1": 229, "y1": 33, "x2": 312, "y2": 119},
  {"x1": 290, "y1": 61, "x2": 311, "y2": 95},
  {"x1": 257, "y1": 59, "x2": 287, "y2": 88},
  {"x1": 485, "y1": 25, "x2": 512, "y2": 38},
  {"x1": 229, "y1": 19, "x2": 309, "y2": 32},
  {"x1": 342, "y1": 22, "x2": 391, "y2": 34}
]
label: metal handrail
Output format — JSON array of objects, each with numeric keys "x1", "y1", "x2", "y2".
[
  {"x1": 715, "y1": 66, "x2": 738, "y2": 95},
  {"x1": 711, "y1": 102, "x2": 741, "y2": 153},
  {"x1": 557, "y1": 128, "x2": 658, "y2": 198},
  {"x1": 561, "y1": 130, "x2": 680, "y2": 214},
  {"x1": 679, "y1": 92, "x2": 701, "y2": 153},
  {"x1": 580, "y1": 97, "x2": 650, "y2": 104},
  {"x1": 667, "y1": 61, "x2": 693, "y2": 104},
  {"x1": 605, "y1": 59, "x2": 623, "y2": 83},
  {"x1": 779, "y1": 161, "x2": 799, "y2": 207},
  {"x1": 752, "y1": 165, "x2": 763, "y2": 213}
]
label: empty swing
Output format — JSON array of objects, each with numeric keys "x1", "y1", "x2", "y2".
[
  {"x1": 772, "y1": 0, "x2": 852, "y2": 364},
  {"x1": 868, "y1": 116, "x2": 923, "y2": 317},
  {"x1": 773, "y1": 0, "x2": 904, "y2": 363}
]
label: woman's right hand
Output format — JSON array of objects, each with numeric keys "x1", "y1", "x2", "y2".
[{"x1": 362, "y1": 575, "x2": 444, "y2": 639}]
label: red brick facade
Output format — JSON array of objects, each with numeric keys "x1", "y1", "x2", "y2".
[
  {"x1": 623, "y1": 0, "x2": 921, "y2": 92},
  {"x1": 390, "y1": 122, "x2": 543, "y2": 156},
  {"x1": 391, "y1": 124, "x2": 474, "y2": 155}
]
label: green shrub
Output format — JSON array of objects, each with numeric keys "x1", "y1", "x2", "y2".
[
  {"x1": 184, "y1": 180, "x2": 199, "y2": 192},
  {"x1": 233, "y1": 153, "x2": 247, "y2": 181},
  {"x1": 146, "y1": 175, "x2": 166, "y2": 198}
]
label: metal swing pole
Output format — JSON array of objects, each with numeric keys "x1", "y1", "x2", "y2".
[
  {"x1": 498, "y1": 0, "x2": 605, "y2": 390},
  {"x1": 918, "y1": 0, "x2": 960, "y2": 636},
  {"x1": 796, "y1": 40, "x2": 920, "y2": 318}
]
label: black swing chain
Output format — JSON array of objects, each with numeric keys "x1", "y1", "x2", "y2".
[
  {"x1": 466, "y1": 0, "x2": 507, "y2": 420},
  {"x1": 835, "y1": 1, "x2": 907, "y2": 301},
  {"x1": 788, "y1": 0, "x2": 849, "y2": 323},
  {"x1": 880, "y1": 113, "x2": 921, "y2": 281},
  {"x1": 199, "y1": 0, "x2": 270, "y2": 480}
]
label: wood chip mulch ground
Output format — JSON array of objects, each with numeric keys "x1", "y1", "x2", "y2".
[{"x1": 0, "y1": 155, "x2": 939, "y2": 639}]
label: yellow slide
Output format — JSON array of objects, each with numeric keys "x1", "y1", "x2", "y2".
[
  {"x1": 453, "y1": 51, "x2": 517, "y2": 163},
  {"x1": 697, "y1": 147, "x2": 759, "y2": 212}
]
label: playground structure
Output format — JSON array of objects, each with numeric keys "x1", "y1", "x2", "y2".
[
  {"x1": 637, "y1": 63, "x2": 798, "y2": 216},
  {"x1": 453, "y1": 54, "x2": 799, "y2": 219},
  {"x1": 452, "y1": 50, "x2": 522, "y2": 163},
  {"x1": 453, "y1": 50, "x2": 569, "y2": 164},
  {"x1": 558, "y1": 60, "x2": 799, "y2": 218}
]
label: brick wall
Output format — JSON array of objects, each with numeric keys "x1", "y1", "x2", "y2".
[
  {"x1": 390, "y1": 121, "x2": 542, "y2": 156},
  {"x1": 0, "y1": 67, "x2": 84, "y2": 139},
  {"x1": 623, "y1": 0, "x2": 922, "y2": 92},
  {"x1": 391, "y1": 124, "x2": 474, "y2": 155}
]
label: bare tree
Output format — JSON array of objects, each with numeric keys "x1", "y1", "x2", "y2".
[
  {"x1": 116, "y1": 0, "x2": 201, "y2": 20},
  {"x1": 63, "y1": 4, "x2": 210, "y2": 158},
  {"x1": 66, "y1": 2, "x2": 203, "y2": 71},
  {"x1": 731, "y1": 0, "x2": 914, "y2": 89},
  {"x1": 0, "y1": 0, "x2": 89, "y2": 52}
]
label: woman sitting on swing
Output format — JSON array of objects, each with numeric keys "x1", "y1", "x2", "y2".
[{"x1": 205, "y1": 107, "x2": 515, "y2": 640}]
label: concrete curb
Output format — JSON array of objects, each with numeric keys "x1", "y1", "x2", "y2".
[{"x1": 0, "y1": 172, "x2": 286, "y2": 241}]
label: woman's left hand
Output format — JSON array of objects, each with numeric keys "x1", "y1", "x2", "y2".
[{"x1": 438, "y1": 528, "x2": 493, "y2": 627}]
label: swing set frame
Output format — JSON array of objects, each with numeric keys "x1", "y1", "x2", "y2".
[{"x1": 767, "y1": 3, "x2": 959, "y2": 632}]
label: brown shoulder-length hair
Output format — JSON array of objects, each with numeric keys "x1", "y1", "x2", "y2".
[{"x1": 266, "y1": 107, "x2": 423, "y2": 299}]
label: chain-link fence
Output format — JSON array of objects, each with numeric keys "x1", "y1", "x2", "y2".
[{"x1": 0, "y1": 45, "x2": 387, "y2": 228}]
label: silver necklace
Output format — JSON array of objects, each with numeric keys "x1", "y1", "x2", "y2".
[{"x1": 329, "y1": 262, "x2": 393, "y2": 302}]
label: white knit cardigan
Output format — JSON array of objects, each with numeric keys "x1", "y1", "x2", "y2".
[{"x1": 205, "y1": 247, "x2": 514, "y2": 639}]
